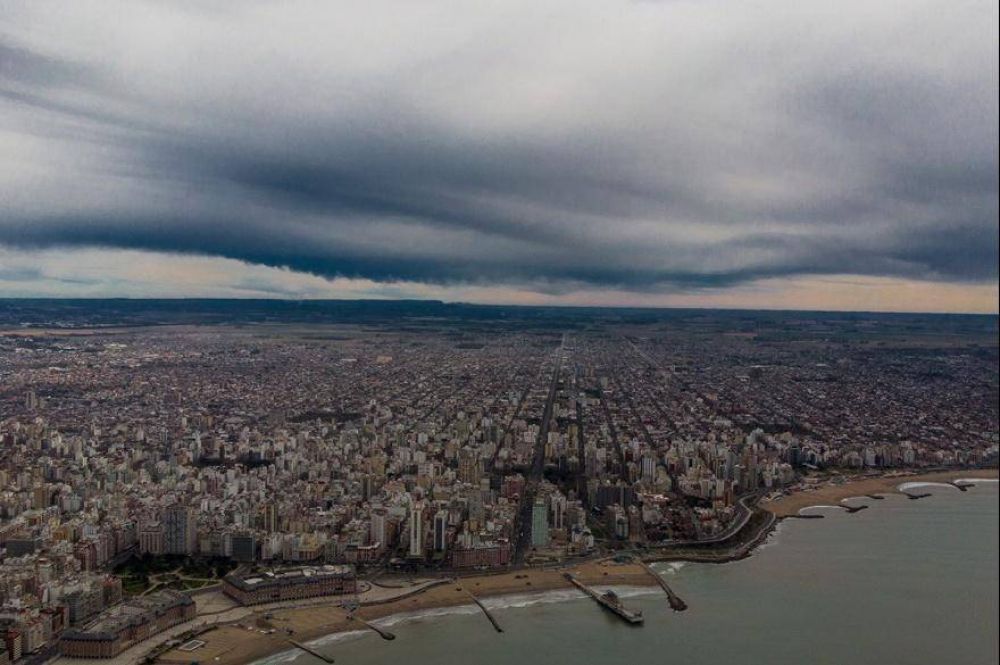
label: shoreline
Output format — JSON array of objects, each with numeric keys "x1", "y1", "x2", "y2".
[
  {"x1": 762, "y1": 468, "x2": 998, "y2": 517},
  {"x1": 151, "y1": 468, "x2": 997, "y2": 665},
  {"x1": 157, "y1": 561, "x2": 659, "y2": 665}
]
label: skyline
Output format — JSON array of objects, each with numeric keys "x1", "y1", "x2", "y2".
[{"x1": 1, "y1": 1, "x2": 998, "y2": 313}]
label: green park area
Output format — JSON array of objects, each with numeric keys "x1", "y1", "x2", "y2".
[{"x1": 115, "y1": 554, "x2": 238, "y2": 595}]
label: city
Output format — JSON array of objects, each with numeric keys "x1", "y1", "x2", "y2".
[{"x1": 0, "y1": 302, "x2": 996, "y2": 663}]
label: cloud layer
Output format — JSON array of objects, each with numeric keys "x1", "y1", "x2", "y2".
[{"x1": 1, "y1": 0, "x2": 998, "y2": 299}]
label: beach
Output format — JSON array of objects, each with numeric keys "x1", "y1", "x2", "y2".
[
  {"x1": 157, "y1": 560, "x2": 657, "y2": 665},
  {"x1": 762, "y1": 468, "x2": 998, "y2": 517}
]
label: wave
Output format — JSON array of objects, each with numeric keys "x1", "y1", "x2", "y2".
[
  {"x1": 250, "y1": 646, "x2": 312, "y2": 665},
  {"x1": 956, "y1": 477, "x2": 998, "y2": 484},
  {"x1": 306, "y1": 630, "x2": 369, "y2": 648},
  {"x1": 649, "y1": 561, "x2": 687, "y2": 576},
  {"x1": 897, "y1": 481, "x2": 953, "y2": 492},
  {"x1": 249, "y1": 631, "x2": 370, "y2": 665},
  {"x1": 839, "y1": 496, "x2": 868, "y2": 503},
  {"x1": 371, "y1": 603, "x2": 481, "y2": 627},
  {"x1": 798, "y1": 504, "x2": 844, "y2": 513}
]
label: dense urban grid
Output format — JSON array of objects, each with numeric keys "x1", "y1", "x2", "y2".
[{"x1": 0, "y1": 302, "x2": 996, "y2": 662}]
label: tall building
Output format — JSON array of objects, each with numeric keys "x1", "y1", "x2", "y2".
[
  {"x1": 162, "y1": 505, "x2": 196, "y2": 555},
  {"x1": 262, "y1": 503, "x2": 279, "y2": 533},
  {"x1": 530, "y1": 497, "x2": 549, "y2": 548},
  {"x1": 433, "y1": 510, "x2": 449, "y2": 551},
  {"x1": 550, "y1": 491, "x2": 566, "y2": 530},
  {"x1": 408, "y1": 500, "x2": 424, "y2": 558},
  {"x1": 231, "y1": 533, "x2": 257, "y2": 562},
  {"x1": 370, "y1": 509, "x2": 387, "y2": 549}
]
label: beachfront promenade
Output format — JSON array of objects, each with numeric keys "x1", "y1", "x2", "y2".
[{"x1": 46, "y1": 579, "x2": 450, "y2": 665}]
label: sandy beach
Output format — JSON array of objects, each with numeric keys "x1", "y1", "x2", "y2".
[
  {"x1": 763, "y1": 468, "x2": 998, "y2": 517},
  {"x1": 157, "y1": 560, "x2": 657, "y2": 665}
]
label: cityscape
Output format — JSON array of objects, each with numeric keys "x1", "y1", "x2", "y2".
[
  {"x1": 0, "y1": 302, "x2": 996, "y2": 663},
  {"x1": 1, "y1": 0, "x2": 997, "y2": 663}
]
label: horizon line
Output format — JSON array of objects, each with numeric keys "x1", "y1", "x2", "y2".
[{"x1": 0, "y1": 295, "x2": 996, "y2": 318}]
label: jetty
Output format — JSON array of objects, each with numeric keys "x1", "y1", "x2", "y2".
[
  {"x1": 904, "y1": 491, "x2": 932, "y2": 500},
  {"x1": 285, "y1": 639, "x2": 334, "y2": 663},
  {"x1": 346, "y1": 614, "x2": 396, "y2": 641},
  {"x1": 462, "y1": 589, "x2": 504, "y2": 633},
  {"x1": 563, "y1": 573, "x2": 644, "y2": 624},
  {"x1": 948, "y1": 481, "x2": 972, "y2": 492},
  {"x1": 865, "y1": 494, "x2": 884, "y2": 500},
  {"x1": 788, "y1": 513, "x2": 824, "y2": 519},
  {"x1": 639, "y1": 562, "x2": 688, "y2": 611},
  {"x1": 843, "y1": 505, "x2": 868, "y2": 514}
]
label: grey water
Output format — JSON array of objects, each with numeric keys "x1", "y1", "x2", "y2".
[{"x1": 266, "y1": 481, "x2": 999, "y2": 665}]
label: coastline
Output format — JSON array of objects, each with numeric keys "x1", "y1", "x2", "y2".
[
  {"x1": 150, "y1": 468, "x2": 997, "y2": 665},
  {"x1": 158, "y1": 561, "x2": 658, "y2": 665},
  {"x1": 762, "y1": 468, "x2": 999, "y2": 517}
]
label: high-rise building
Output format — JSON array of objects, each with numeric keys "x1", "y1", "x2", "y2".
[
  {"x1": 433, "y1": 510, "x2": 449, "y2": 551},
  {"x1": 162, "y1": 505, "x2": 196, "y2": 555},
  {"x1": 370, "y1": 509, "x2": 387, "y2": 549},
  {"x1": 408, "y1": 500, "x2": 424, "y2": 558},
  {"x1": 550, "y1": 491, "x2": 566, "y2": 530},
  {"x1": 138, "y1": 524, "x2": 164, "y2": 555},
  {"x1": 531, "y1": 497, "x2": 549, "y2": 548},
  {"x1": 231, "y1": 533, "x2": 257, "y2": 562},
  {"x1": 262, "y1": 503, "x2": 279, "y2": 533}
]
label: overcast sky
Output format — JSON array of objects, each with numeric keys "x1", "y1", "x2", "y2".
[{"x1": 1, "y1": 0, "x2": 997, "y2": 312}]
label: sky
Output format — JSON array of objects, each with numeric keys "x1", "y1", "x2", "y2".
[{"x1": 1, "y1": 1, "x2": 997, "y2": 313}]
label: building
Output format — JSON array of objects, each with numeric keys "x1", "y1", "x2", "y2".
[
  {"x1": 432, "y1": 510, "x2": 449, "y2": 552},
  {"x1": 231, "y1": 533, "x2": 257, "y2": 562},
  {"x1": 450, "y1": 541, "x2": 511, "y2": 568},
  {"x1": 530, "y1": 498, "x2": 549, "y2": 548},
  {"x1": 161, "y1": 506, "x2": 196, "y2": 555},
  {"x1": 221, "y1": 565, "x2": 357, "y2": 606},
  {"x1": 408, "y1": 501, "x2": 423, "y2": 558},
  {"x1": 59, "y1": 591, "x2": 195, "y2": 659}
]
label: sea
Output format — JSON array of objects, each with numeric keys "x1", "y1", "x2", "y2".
[{"x1": 257, "y1": 480, "x2": 998, "y2": 665}]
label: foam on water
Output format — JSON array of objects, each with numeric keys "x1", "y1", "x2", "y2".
[
  {"x1": 371, "y1": 603, "x2": 480, "y2": 627},
  {"x1": 898, "y1": 481, "x2": 956, "y2": 491},
  {"x1": 249, "y1": 630, "x2": 370, "y2": 665},
  {"x1": 840, "y1": 496, "x2": 868, "y2": 503},
  {"x1": 798, "y1": 504, "x2": 844, "y2": 513}
]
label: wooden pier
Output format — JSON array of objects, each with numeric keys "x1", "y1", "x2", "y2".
[{"x1": 564, "y1": 573, "x2": 644, "y2": 624}]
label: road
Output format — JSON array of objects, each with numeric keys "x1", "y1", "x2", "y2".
[{"x1": 512, "y1": 336, "x2": 565, "y2": 564}]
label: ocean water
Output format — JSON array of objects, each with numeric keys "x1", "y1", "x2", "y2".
[{"x1": 264, "y1": 481, "x2": 998, "y2": 665}]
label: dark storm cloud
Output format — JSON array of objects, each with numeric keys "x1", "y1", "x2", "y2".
[{"x1": 0, "y1": 0, "x2": 997, "y2": 292}]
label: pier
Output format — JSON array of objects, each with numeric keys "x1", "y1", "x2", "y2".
[
  {"x1": 639, "y1": 562, "x2": 688, "y2": 611},
  {"x1": 564, "y1": 573, "x2": 644, "y2": 624},
  {"x1": 462, "y1": 589, "x2": 504, "y2": 633},
  {"x1": 346, "y1": 614, "x2": 396, "y2": 641},
  {"x1": 285, "y1": 639, "x2": 335, "y2": 663}
]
